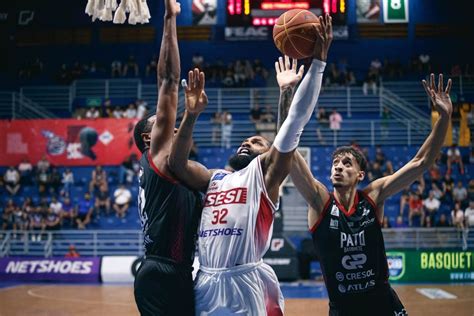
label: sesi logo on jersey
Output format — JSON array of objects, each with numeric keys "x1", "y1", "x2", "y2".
[{"x1": 205, "y1": 187, "x2": 247, "y2": 207}]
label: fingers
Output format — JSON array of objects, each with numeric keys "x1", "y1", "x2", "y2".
[
  {"x1": 278, "y1": 56, "x2": 285, "y2": 72},
  {"x1": 188, "y1": 70, "x2": 194, "y2": 91},
  {"x1": 297, "y1": 65, "x2": 305, "y2": 77},
  {"x1": 275, "y1": 61, "x2": 281, "y2": 73},
  {"x1": 445, "y1": 78, "x2": 452, "y2": 95},
  {"x1": 284, "y1": 55, "x2": 290, "y2": 71},
  {"x1": 198, "y1": 71, "x2": 205, "y2": 90},
  {"x1": 292, "y1": 58, "x2": 297, "y2": 72},
  {"x1": 193, "y1": 68, "x2": 199, "y2": 88},
  {"x1": 429, "y1": 73, "x2": 435, "y2": 91},
  {"x1": 438, "y1": 73, "x2": 443, "y2": 92}
]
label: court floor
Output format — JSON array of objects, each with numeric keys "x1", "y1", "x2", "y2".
[{"x1": 0, "y1": 282, "x2": 472, "y2": 315}]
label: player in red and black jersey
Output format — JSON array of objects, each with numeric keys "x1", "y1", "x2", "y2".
[
  {"x1": 279, "y1": 73, "x2": 453, "y2": 315},
  {"x1": 132, "y1": 0, "x2": 202, "y2": 314}
]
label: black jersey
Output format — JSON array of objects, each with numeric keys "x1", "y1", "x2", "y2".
[
  {"x1": 311, "y1": 191, "x2": 391, "y2": 304},
  {"x1": 138, "y1": 151, "x2": 202, "y2": 265}
]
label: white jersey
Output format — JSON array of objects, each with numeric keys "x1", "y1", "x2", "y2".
[
  {"x1": 195, "y1": 156, "x2": 284, "y2": 316},
  {"x1": 199, "y1": 156, "x2": 278, "y2": 268}
]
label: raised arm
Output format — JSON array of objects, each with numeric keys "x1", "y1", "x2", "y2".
[
  {"x1": 364, "y1": 73, "x2": 453, "y2": 219},
  {"x1": 261, "y1": 13, "x2": 332, "y2": 204},
  {"x1": 275, "y1": 56, "x2": 330, "y2": 228},
  {"x1": 149, "y1": 0, "x2": 181, "y2": 161},
  {"x1": 168, "y1": 69, "x2": 213, "y2": 192}
]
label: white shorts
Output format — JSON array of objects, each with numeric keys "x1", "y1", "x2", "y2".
[{"x1": 195, "y1": 260, "x2": 284, "y2": 316}]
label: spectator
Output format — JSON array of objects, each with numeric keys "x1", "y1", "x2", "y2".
[
  {"x1": 113, "y1": 184, "x2": 132, "y2": 219},
  {"x1": 95, "y1": 184, "x2": 111, "y2": 216},
  {"x1": 408, "y1": 192, "x2": 424, "y2": 227},
  {"x1": 464, "y1": 201, "x2": 474, "y2": 227},
  {"x1": 374, "y1": 147, "x2": 394, "y2": 176},
  {"x1": 49, "y1": 196, "x2": 63, "y2": 216},
  {"x1": 111, "y1": 59, "x2": 122, "y2": 77},
  {"x1": 362, "y1": 70, "x2": 378, "y2": 95},
  {"x1": 119, "y1": 155, "x2": 135, "y2": 184},
  {"x1": 145, "y1": 54, "x2": 157, "y2": 77},
  {"x1": 453, "y1": 181, "x2": 468, "y2": 208},
  {"x1": 393, "y1": 215, "x2": 406, "y2": 228},
  {"x1": 399, "y1": 189, "x2": 410, "y2": 216},
  {"x1": 423, "y1": 215, "x2": 433, "y2": 228},
  {"x1": 382, "y1": 216, "x2": 391, "y2": 228},
  {"x1": 85, "y1": 107, "x2": 101, "y2": 119},
  {"x1": 36, "y1": 166, "x2": 51, "y2": 197},
  {"x1": 136, "y1": 99, "x2": 148, "y2": 119},
  {"x1": 76, "y1": 192, "x2": 94, "y2": 229},
  {"x1": 221, "y1": 110, "x2": 233, "y2": 149},
  {"x1": 469, "y1": 179, "x2": 474, "y2": 201},
  {"x1": 89, "y1": 165, "x2": 108, "y2": 193},
  {"x1": 61, "y1": 168, "x2": 74, "y2": 195},
  {"x1": 368, "y1": 162, "x2": 384, "y2": 181},
  {"x1": 4, "y1": 166, "x2": 21, "y2": 195},
  {"x1": 1, "y1": 199, "x2": 15, "y2": 230},
  {"x1": 316, "y1": 107, "x2": 329, "y2": 144},
  {"x1": 49, "y1": 167, "x2": 62, "y2": 195},
  {"x1": 37, "y1": 155, "x2": 51, "y2": 173},
  {"x1": 446, "y1": 144, "x2": 464, "y2": 175},
  {"x1": 381, "y1": 107, "x2": 391, "y2": 139},
  {"x1": 124, "y1": 103, "x2": 137, "y2": 118},
  {"x1": 61, "y1": 196, "x2": 76, "y2": 228},
  {"x1": 113, "y1": 106, "x2": 124, "y2": 118},
  {"x1": 122, "y1": 55, "x2": 139, "y2": 77},
  {"x1": 44, "y1": 207, "x2": 61, "y2": 231},
  {"x1": 29, "y1": 206, "x2": 45, "y2": 241},
  {"x1": 436, "y1": 214, "x2": 450, "y2": 227},
  {"x1": 442, "y1": 173, "x2": 455, "y2": 203},
  {"x1": 17, "y1": 158, "x2": 33, "y2": 185},
  {"x1": 65, "y1": 245, "x2": 80, "y2": 258},
  {"x1": 329, "y1": 108, "x2": 342, "y2": 138},
  {"x1": 12, "y1": 203, "x2": 26, "y2": 237},
  {"x1": 423, "y1": 191, "x2": 440, "y2": 224},
  {"x1": 451, "y1": 202, "x2": 465, "y2": 229},
  {"x1": 249, "y1": 103, "x2": 263, "y2": 124},
  {"x1": 261, "y1": 105, "x2": 276, "y2": 123},
  {"x1": 192, "y1": 52, "x2": 204, "y2": 69},
  {"x1": 211, "y1": 111, "x2": 222, "y2": 145}
]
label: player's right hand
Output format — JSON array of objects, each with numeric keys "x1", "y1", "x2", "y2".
[
  {"x1": 275, "y1": 55, "x2": 304, "y2": 90},
  {"x1": 422, "y1": 73, "x2": 453, "y2": 118},
  {"x1": 184, "y1": 68, "x2": 208, "y2": 115},
  {"x1": 313, "y1": 13, "x2": 333, "y2": 61}
]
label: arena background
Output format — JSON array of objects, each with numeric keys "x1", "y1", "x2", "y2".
[{"x1": 0, "y1": 0, "x2": 473, "y2": 315}]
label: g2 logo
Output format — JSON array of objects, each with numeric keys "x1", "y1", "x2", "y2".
[{"x1": 342, "y1": 254, "x2": 367, "y2": 270}]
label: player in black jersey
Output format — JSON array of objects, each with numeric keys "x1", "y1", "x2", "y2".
[
  {"x1": 279, "y1": 73, "x2": 453, "y2": 315},
  {"x1": 132, "y1": 0, "x2": 202, "y2": 315}
]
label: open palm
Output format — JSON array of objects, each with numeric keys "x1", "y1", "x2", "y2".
[
  {"x1": 422, "y1": 73, "x2": 453, "y2": 117},
  {"x1": 184, "y1": 68, "x2": 208, "y2": 114},
  {"x1": 275, "y1": 55, "x2": 304, "y2": 90}
]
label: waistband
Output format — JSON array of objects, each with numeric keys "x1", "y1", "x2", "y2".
[
  {"x1": 143, "y1": 254, "x2": 192, "y2": 269},
  {"x1": 199, "y1": 260, "x2": 263, "y2": 276}
]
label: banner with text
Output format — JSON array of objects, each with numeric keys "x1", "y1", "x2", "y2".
[
  {"x1": 0, "y1": 257, "x2": 101, "y2": 282},
  {"x1": 0, "y1": 118, "x2": 141, "y2": 166},
  {"x1": 387, "y1": 250, "x2": 474, "y2": 283}
]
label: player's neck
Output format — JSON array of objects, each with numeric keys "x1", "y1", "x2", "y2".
[{"x1": 333, "y1": 187, "x2": 358, "y2": 211}]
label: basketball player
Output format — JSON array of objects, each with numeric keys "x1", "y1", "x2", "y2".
[
  {"x1": 282, "y1": 73, "x2": 453, "y2": 315},
  {"x1": 168, "y1": 14, "x2": 333, "y2": 316},
  {"x1": 132, "y1": 0, "x2": 202, "y2": 314}
]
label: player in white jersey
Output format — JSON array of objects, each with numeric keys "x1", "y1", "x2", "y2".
[{"x1": 169, "y1": 14, "x2": 333, "y2": 315}]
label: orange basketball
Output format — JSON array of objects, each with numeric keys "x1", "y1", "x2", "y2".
[{"x1": 273, "y1": 9, "x2": 319, "y2": 60}]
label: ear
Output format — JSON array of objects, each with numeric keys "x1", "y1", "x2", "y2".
[
  {"x1": 141, "y1": 132, "x2": 151, "y2": 144},
  {"x1": 358, "y1": 170, "x2": 365, "y2": 182}
]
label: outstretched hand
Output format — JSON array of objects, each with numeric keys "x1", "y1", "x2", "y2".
[
  {"x1": 275, "y1": 55, "x2": 304, "y2": 90},
  {"x1": 422, "y1": 73, "x2": 453, "y2": 117},
  {"x1": 165, "y1": 0, "x2": 181, "y2": 16},
  {"x1": 313, "y1": 13, "x2": 333, "y2": 61},
  {"x1": 184, "y1": 68, "x2": 208, "y2": 115}
]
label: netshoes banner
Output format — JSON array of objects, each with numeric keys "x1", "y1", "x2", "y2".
[
  {"x1": 0, "y1": 257, "x2": 101, "y2": 282},
  {"x1": 387, "y1": 250, "x2": 474, "y2": 283},
  {"x1": 0, "y1": 118, "x2": 140, "y2": 166}
]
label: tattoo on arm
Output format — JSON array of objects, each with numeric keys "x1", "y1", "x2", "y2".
[{"x1": 277, "y1": 88, "x2": 295, "y2": 131}]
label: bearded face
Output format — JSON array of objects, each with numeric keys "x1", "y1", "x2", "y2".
[{"x1": 227, "y1": 152, "x2": 259, "y2": 171}]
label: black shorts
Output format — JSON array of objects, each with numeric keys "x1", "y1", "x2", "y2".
[
  {"x1": 329, "y1": 287, "x2": 407, "y2": 316},
  {"x1": 134, "y1": 256, "x2": 195, "y2": 316}
]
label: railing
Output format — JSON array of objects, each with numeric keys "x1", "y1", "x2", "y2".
[
  {"x1": 0, "y1": 92, "x2": 58, "y2": 119},
  {"x1": 0, "y1": 228, "x2": 471, "y2": 257}
]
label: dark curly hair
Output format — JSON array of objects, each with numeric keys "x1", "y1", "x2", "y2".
[
  {"x1": 133, "y1": 113, "x2": 155, "y2": 153},
  {"x1": 332, "y1": 146, "x2": 368, "y2": 172}
]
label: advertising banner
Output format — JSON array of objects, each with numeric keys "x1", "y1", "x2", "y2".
[
  {"x1": 101, "y1": 256, "x2": 138, "y2": 283},
  {"x1": 0, "y1": 118, "x2": 140, "y2": 166},
  {"x1": 0, "y1": 257, "x2": 101, "y2": 282},
  {"x1": 387, "y1": 250, "x2": 474, "y2": 283}
]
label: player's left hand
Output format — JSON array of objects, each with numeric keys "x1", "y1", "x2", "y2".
[
  {"x1": 313, "y1": 13, "x2": 333, "y2": 62},
  {"x1": 165, "y1": 0, "x2": 181, "y2": 16},
  {"x1": 184, "y1": 68, "x2": 208, "y2": 115},
  {"x1": 422, "y1": 73, "x2": 453, "y2": 118},
  {"x1": 275, "y1": 55, "x2": 304, "y2": 90}
]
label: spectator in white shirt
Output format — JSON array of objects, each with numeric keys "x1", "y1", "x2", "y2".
[
  {"x1": 447, "y1": 144, "x2": 464, "y2": 175},
  {"x1": 464, "y1": 201, "x2": 474, "y2": 227},
  {"x1": 113, "y1": 184, "x2": 132, "y2": 219},
  {"x1": 136, "y1": 99, "x2": 148, "y2": 119},
  {"x1": 423, "y1": 190, "x2": 440, "y2": 224},
  {"x1": 85, "y1": 107, "x2": 100, "y2": 119},
  {"x1": 4, "y1": 166, "x2": 21, "y2": 195},
  {"x1": 49, "y1": 196, "x2": 63, "y2": 216},
  {"x1": 451, "y1": 202, "x2": 465, "y2": 229},
  {"x1": 113, "y1": 106, "x2": 124, "y2": 118},
  {"x1": 61, "y1": 168, "x2": 74, "y2": 194},
  {"x1": 453, "y1": 181, "x2": 468, "y2": 208},
  {"x1": 124, "y1": 103, "x2": 137, "y2": 118}
]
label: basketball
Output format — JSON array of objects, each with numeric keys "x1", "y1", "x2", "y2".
[{"x1": 273, "y1": 9, "x2": 319, "y2": 59}]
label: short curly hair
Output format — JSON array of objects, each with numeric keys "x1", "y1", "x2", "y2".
[
  {"x1": 133, "y1": 113, "x2": 154, "y2": 153},
  {"x1": 332, "y1": 146, "x2": 368, "y2": 172}
]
